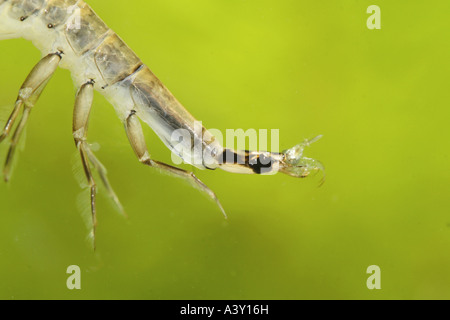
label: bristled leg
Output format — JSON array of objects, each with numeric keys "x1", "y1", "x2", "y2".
[
  {"x1": 124, "y1": 110, "x2": 227, "y2": 218},
  {"x1": 73, "y1": 80, "x2": 126, "y2": 249},
  {"x1": 0, "y1": 52, "x2": 62, "y2": 181}
]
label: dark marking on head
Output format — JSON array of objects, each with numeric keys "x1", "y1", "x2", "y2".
[
  {"x1": 220, "y1": 149, "x2": 274, "y2": 174},
  {"x1": 248, "y1": 154, "x2": 273, "y2": 174},
  {"x1": 220, "y1": 149, "x2": 246, "y2": 165}
]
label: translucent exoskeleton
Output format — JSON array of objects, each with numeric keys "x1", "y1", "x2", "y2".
[{"x1": 0, "y1": 0, "x2": 324, "y2": 248}]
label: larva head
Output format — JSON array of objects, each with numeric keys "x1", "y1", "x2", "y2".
[{"x1": 279, "y1": 135, "x2": 325, "y2": 183}]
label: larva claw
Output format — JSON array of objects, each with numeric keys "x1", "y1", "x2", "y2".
[{"x1": 279, "y1": 135, "x2": 325, "y2": 184}]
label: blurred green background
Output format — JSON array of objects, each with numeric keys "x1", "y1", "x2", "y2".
[{"x1": 1, "y1": 0, "x2": 449, "y2": 299}]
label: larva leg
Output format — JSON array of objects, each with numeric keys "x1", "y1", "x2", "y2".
[
  {"x1": 124, "y1": 111, "x2": 227, "y2": 218},
  {"x1": 73, "y1": 81, "x2": 125, "y2": 247},
  {"x1": 0, "y1": 101, "x2": 22, "y2": 144},
  {"x1": 73, "y1": 81, "x2": 98, "y2": 245},
  {"x1": 83, "y1": 147, "x2": 126, "y2": 217},
  {"x1": 1, "y1": 52, "x2": 62, "y2": 181}
]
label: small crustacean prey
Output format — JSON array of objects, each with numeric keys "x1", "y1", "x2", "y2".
[{"x1": 0, "y1": 0, "x2": 324, "y2": 242}]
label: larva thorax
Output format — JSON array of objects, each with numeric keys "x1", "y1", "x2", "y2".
[{"x1": 0, "y1": 0, "x2": 143, "y2": 90}]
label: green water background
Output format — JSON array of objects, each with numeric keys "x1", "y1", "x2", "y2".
[{"x1": 0, "y1": 0, "x2": 449, "y2": 299}]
